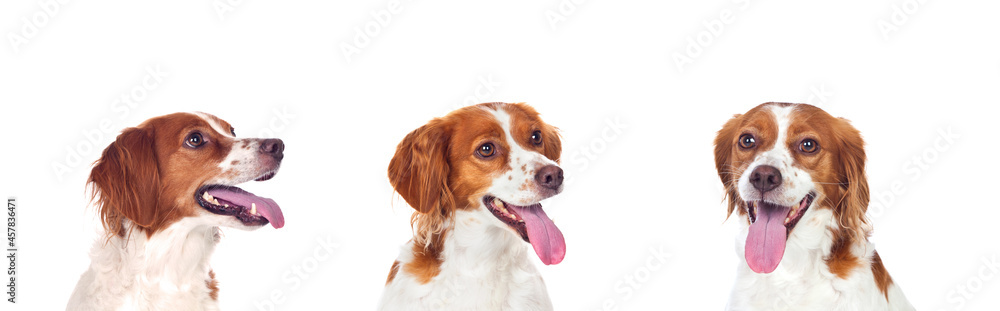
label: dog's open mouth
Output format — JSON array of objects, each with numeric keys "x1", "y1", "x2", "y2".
[
  {"x1": 484, "y1": 196, "x2": 566, "y2": 265},
  {"x1": 196, "y1": 172, "x2": 284, "y2": 229},
  {"x1": 744, "y1": 192, "x2": 815, "y2": 274}
]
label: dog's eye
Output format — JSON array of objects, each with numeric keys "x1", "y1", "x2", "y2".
[
  {"x1": 530, "y1": 131, "x2": 543, "y2": 146},
  {"x1": 800, "y1": 139, "x2": 819, "y2": 153},
  {"x1": 229, "y1": 127, "x2": 235, "y2": 136},
  {"x1": 186, "y1": 133, "x2": 205, "y2": 148},
  {"x1": 477, "y1": 143, "x2": 496, "y2": 158},
  {"x1": 738, "y1": 134, "x2": 756, "y2": 149}
]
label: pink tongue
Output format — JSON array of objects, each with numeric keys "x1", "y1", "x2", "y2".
[
  {"x1": 507, "y1": 203, "x2": 565, "y2": 265},
  {"x1": 745, "y1": 203, "x2": 790, "y2": 273},
  {"x1": 207, "y1": 188, "x2": 285, "y2": 229}
]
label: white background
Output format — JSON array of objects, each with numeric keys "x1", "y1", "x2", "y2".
[{"x1": 2, "y1": 0, "x2": 999, "y2": 310}]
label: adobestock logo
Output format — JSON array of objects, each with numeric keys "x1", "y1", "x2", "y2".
[
  {"x1": 212, "y1": 0, "x2": 247, "y2": 21},
  {"x1": 544, "y1": 0, "x2": 590, "y2": 31},
  {"x1": 938, "y1": 254, "x2": 998, "y2": 311},
  {"x1": 877, "y1": 0, "x2": 930, "y2": 40},
  {"x1": 7, "y1": 0, "x2": 71, "y2": 54},
  {"x1": 803, "y1": 84, "x2": 834, "y2": 108},
  {"x1": 340, "y1": 0, "x2": 415, "y2": 63},
  {"x1": 671, "y1": 0, "x2": 752, "y2": 73},
  {"x1": 595, "y1": 245, "x2": 671, "y2": 311},
  {"x1": 868, "y1": 126, "x2": 958, "y2": 219},
  {"x1": 50, "y1": 65, "x2": 168, "y2": 183},
  {"x1": 252, "y1": 234, "x2": 339, "y2": 311},
  {"x1": 441, "y1": 74, "x2": 502, "y2": 116},
  {"x1": 565, "y1": 116, "x2": 626, "y2": 187},
  {"x1": 252, "y1": 105, "x2": 296, "y2": 139}
]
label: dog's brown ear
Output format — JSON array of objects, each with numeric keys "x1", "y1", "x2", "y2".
[
  {"x1": 541, "y1": 123, "x2": 562, "y2": 164},
  {"x1": 387, "y1": 120, "x2": 455, "y2": 214},
  {"x1": 714, "y1": 114, "x2": 744, "y2": 219},
  {"x1": 834, "y1": 117, "x2": 870, "y2": 238},
  {"x1": 89, "y1": 127, "x2": 161, "y2": 237}
]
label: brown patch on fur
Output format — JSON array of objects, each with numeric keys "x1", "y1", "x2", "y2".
[
  {"x1": 386, "y1": 102, "x2": 562, "y2": 284},
  {"x1": 207, "y1": 270, "x2": 219, "y2": 300},
  {"x1": 404, "y1": 231, "x2": 446, "y2": 284},
  {"x1": 714, "y1": 102, "x2": 871, "y2": 238},
  {"x1": 89, "y1": 112, "x2": 236, "y2": 238},
  {"x1": 787, "y1": 105, "x2": 871, "y2": 241},
  {"x1": 871, "y1": 251, "x2": 894, "y2": 300},
  {"x1": 231, "y1": 160, "x2": 239, "y2": 165},
  {"x1": 505, "y1": 103, "x2": 562, "y2": 163},
  {"x1": 825, "y1": 229, "x2": 860, "y2": 278},
  {"x1": 386, "y1": 261, "x2": 401, "y2": 286},
  {"x1": 713, "y1": 103, "x2": 780, "y2": 220}
]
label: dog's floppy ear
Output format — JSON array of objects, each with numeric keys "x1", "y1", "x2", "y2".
[
  {"x1": 834, "y1": 117, "x2": 870, "y2": 238},
  {"x1": 714, "y1": 114, "x2": 744, "y2": 219},
  {"x1": 89, "y1": 127, "x2": 161, "y2": 237},
  {"x1": 388, "y1": 120, "x2": 455, "y2": 214},
  {"x1": 541, "y1": 123, "x2": 562, "y2": 163}
]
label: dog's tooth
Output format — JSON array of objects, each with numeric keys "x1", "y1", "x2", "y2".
[
  {"x1": 212, "y1": 198, "x2": 220, "y2": 205},
  {"x1": 203, "y1": 192, "x2": 214, "y2": 201},
  {"x1": 223, "y1": 204, "x2": 229, "y2": 207},
  {"x1": 251, "y1": 203, "x2": 257, "y2": 215}
]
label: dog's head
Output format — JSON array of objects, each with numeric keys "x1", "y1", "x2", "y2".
[
  {"x1": 388, "y1": 102, "x2": 566, "y2": 265},
  {"x1": 714, "y1": 103, "x2": 868, "y2": 273},
  {"x1": 90, "y1": 112, "x2": 285, "y2": 238}
]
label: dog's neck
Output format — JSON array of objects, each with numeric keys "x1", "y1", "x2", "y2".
[
  {"x1": 446, "y1": 209, "x2": 529, "y2": 263},
  {"x1": 93, "y1": 218, "x2": 219, "y2": 289},
  {"x1": 428, "y1": 209, "x2": 538, "y2": 287}
]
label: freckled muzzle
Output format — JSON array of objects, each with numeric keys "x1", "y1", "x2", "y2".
[{"x1": 196, "y1": 138, "x2": 286, "y2": 229}]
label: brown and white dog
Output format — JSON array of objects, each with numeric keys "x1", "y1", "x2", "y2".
[
  {"x1": 379, "y1": 103, "x2": 566, "y2": 311},
  {"x1": 67, "y1": 112, "x2": 285, "y2": 311},
  {"x1": 714, "y1": 103, "x2": 913, "y2": 310}
]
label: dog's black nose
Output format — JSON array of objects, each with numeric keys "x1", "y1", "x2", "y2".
[
  {"x1": 259, "y1": 139, "x2": 284, "y2": 161},
  {"x1": 535, "y1": 165, "x2": 564, "y2": 190},
  {"x1": 750, "y1": 165, "x2": 781, "y2": 193}
]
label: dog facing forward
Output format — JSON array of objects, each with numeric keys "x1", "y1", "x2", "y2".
[{"x1": 714, "y1": 103, "x2": 913, "y2": 310}]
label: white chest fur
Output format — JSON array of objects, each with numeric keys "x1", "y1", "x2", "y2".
[
  {"x1": 726, "y1": 209, "x2": 913, "y2": 311},
  {"x1": 67, "y1": 219, "x2": 221, "y2": 311},
  {"x1": 380, "y1": 210, "x2": 553, "y2": 311}
]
